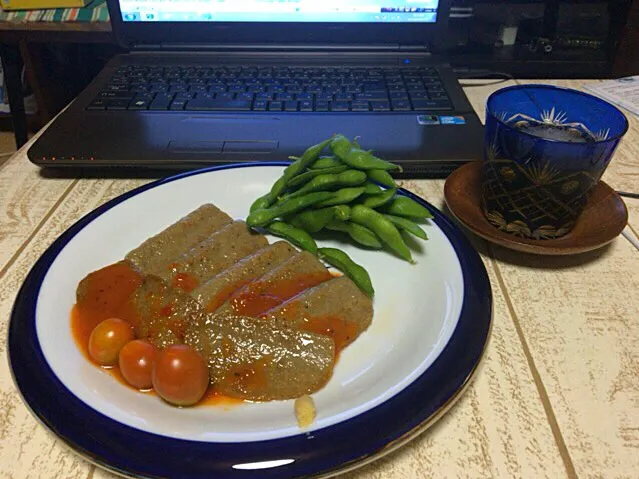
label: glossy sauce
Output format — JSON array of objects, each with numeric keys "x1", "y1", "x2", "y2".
[
  {"x1": 229, "y1": 271, "x2": 332, "y2": 317},
  {"x1": 72, "y1": 263, "x2": 350, "y2": 406},
  {"x1": 71, "y1": 261, "x2": 243, "y2": 407},
  {"x1": 171, "y1": 272, "x2": 199, "y2": 293}
]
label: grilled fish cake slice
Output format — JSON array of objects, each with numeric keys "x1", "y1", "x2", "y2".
[
  {"x1": 126, "y1": 204, "x2": 232, "y2": 276},
  {"x1": 192, "y1": 241, "x2": 297, "y2": 312}
]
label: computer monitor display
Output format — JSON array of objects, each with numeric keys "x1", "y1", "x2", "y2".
[{"x1": 119, "y1": 0, "x2": 440, "y2": 23}]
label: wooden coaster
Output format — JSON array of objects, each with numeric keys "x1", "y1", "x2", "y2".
[{"x1": 444, "y1": 161, "x2": 628, "y2": 255}]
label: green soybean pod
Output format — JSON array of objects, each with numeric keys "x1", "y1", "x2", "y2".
[
  {"x1": 332, "y1": 205, "x2": 351, "y2": 221},
  {"x1": 363, "y1": 182, "x2": 384, "y2": 195},
  {"x1": 384, "y1": 214, "x2": 428, "y2": 240},
  {"x1": 288, "y1": 207, "x2": 337, "y2": 233},
  {"x1": 318, "y1": 247, "x2": 374, "y2": 297},
  {"x1": 367, "y1": 169, "x2": 398, "y2": 188},
  {"x1": 286, "y1": 170, "x2": 367, "y2": 199},
  {"x1": 328, "y1": 134, "x2": 353, "y2": 160},
  {"x1": 325, "y1": 219, "x2": 383, "y2": 249},
  {"x1": 382, "y1": 196, "x2": 434, "y2": 219},
  {"x1": 266, "y1": 221, "x2": 318, "y2": 255},
  {"x1": 342, "y1": 148, "x2": 401, "y2": 171},
  {"x1": 250, "y1": 193, "x2": 273, "y2": 213},
  {"x1": 247, "y1": 191, "x2": 334, "y2": 227},
  {"x1": 351, "y1": 205, "x2": 413, "y2": 263},
  {"x1": 360, "y1": 187, "x2": 397, "y2": 209},
  {"x1": 310, "y1": 156, "x2": 343, "y2": 169},
  {"x1": 287, "y1": 165, "x2": 349, "y2": 188},
  {"x1": 313, "y1": 186, "x2": 366, "y2": 208},
  {"x1": 266, "y1": 137, "x2": 332, "y2": 201}
]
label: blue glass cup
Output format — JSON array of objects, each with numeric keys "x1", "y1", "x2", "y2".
[{"x1": 482, "y1": 84, "x2": 628, "y2": 239}]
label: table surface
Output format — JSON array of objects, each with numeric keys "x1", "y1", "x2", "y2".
[{"x1": 0, "y1": 79, "x2": 638, "y2": 479}]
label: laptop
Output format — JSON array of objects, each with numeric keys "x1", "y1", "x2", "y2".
[{"x1": 27, "y1": 0, "x2": 484, "y2": 177}]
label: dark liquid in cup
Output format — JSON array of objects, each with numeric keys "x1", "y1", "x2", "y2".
[{"x1": 482, "y1": 122, "x2": 598, "y2": 238}]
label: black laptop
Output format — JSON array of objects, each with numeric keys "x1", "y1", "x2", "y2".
[{"x1": 28, "y1": 0, "x2": 484, "y2": 176}]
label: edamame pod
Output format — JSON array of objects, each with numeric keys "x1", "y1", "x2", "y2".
[
  {"x1": 287, "y1": 165, "x2": 349, "y2": 188},
  {"x1": 285, "y1": 170, "x2": 367, "y2": 199},
  {"x1": 288, "y1": 207, "x2": 337, "y2": 233},
  {"x1": 382, "y1": 196, "x2": 434, "y2": 219},
  {"x1": 360, "y1": 187, "x2": 397, "y2": 209},
  {"x1": 313, "y1": 186, "x2": 366, "y2": 207},
  {"x1": 330, "y1": 135, "x2": 401, "y2": 172},
  {"x1": 318, "y1": 247, "x2": 374, "y2": 297},
  {"x1": 266, "y1": 221, "x2": 318, "y2": 255},
  {"x1": 263, "y1": 137, "x2": 332, "y2": 205},
  {"x1": 310, "y1": 156, "x2": 343, "y2": 169},
  {"x1": 247, "y1": 191, "x2": 334, "y2": 227},
  {"x1": 367, "y1": 169, "x2": 398, "y2": 188},
  {"x1": 325, "y1": 219, "x2": 383, "y2": 249},
  {"x1": 351, "y1": 205, "x2": 414, "y2": 263},
  {"x1": 384, "y1": 214, "x2": 428, "y2": 240},
  {"x1": 363, "y1": 182, "x2": 383, "y2": 195}
]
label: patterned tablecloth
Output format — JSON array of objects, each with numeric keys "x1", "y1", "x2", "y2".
[{"x1": 0, "y1": 0, "x2": 108, "y2": 22}]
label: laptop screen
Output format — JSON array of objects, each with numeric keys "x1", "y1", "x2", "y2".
[{"x1": 119, "y1": 0, "x2": 440, "y2": 24}]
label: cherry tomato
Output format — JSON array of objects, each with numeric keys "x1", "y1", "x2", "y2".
[
  {"x1": 88, "y1": 317, "x2": 134, "y2": 366},
  {"x1": 119, "y1": 340, "x2": 156, "y2": 390},
  {"x1": 152, "y1": 345, "x2": 209, "y2": 407}
]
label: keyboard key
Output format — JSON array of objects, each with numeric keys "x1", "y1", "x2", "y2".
[
  {"x1": 296, "y1": 92, "x2": 313, "y2": 101},
  {"x1": 390, "y1": 91, "x2": 409, "y2": 100},
  {"x1": 370, "y1": 101, "x2": 391, "y2": 111},
  {"x1": 351, "y1": 101, "x2": 370, "y2": 112},
  {"x1": 284, "y1": 101, "x2": 299, "y2": 111},
  {"x1": 87, "y1": 99, "x2": 107, "y2": 110},
  {"x1": 174, "y1": 92, "x2": 195, "y2": 100},
  {"x1": 268, "y1": 101, "x2": 283, "y2": 111},
  {"x1": 208, "y1": 85, "x2": 227, "y2": 93},
  {"x1": 267, "y1": 85, "x2": 286, "y2": 93},
  {"x1": 106, "y1": 99, "x2": 130, "y2": 110},
  {"x1": 315, "y1": 100, "x2": 330, "y2": 111},
  {"x1": 149, "y1": 94, "x2": 174, "y2": 110},
  {"x1": 335, "y1": 94, "x2": 353, "y2": 102},
  {"x1": 356, "y1": 92, "x2": 388, "y2": 100},
  {"x1": 276, "y1": 92, "x2": 295, "y2": 101},
  {"x1": 300, "y1": 100, "x2": 313, "y2": 111},
  {"x1": 253, "y1": 100, "x2": 267, "y2": 111},
  {"x1": 410, "y1": 91, "x2": 430, "y2": 100},
  {"x1": 237, "y1": 92, "x2": 255, "y2": 101},
  {"x1": 98, "y1": 91, "x2": 134, "y2": 100},
  {"x1": 429, "y1": 92, "x2": 450, "y2": 100},
  {"x1": 411, "y1": 100, "x2": 453, "y2": 111},
  {"x1": 317, "y1": 93, "x2": 333, "y2": 101},
  {"x1": 216, "y1": 92, "x2": 236, "y2": 100},
  {"x1": 330, "y1": 101, "x2": 350, "y2": 112},
  {"x1": 128, "y1": 99, "x2": 149, "y2": 110},
  {"x1": 170, "y1": 101, "x2": 187, "y2": 110},
  {"x1": 388, "y1": 84, "x2": 407, "y2": 92},
  {"x1": 391, "y1": 100, "x2": 411, "y2": 111},
  {"x1": 256, "y1": 92, "x2": 274, "y2": 100},
  {"x1": 185, "y1": 99, "x2": 252, "y2": 111}
]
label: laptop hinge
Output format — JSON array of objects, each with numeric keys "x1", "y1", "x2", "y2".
[{"x1": 132, "y1": 43, "x2": 431, "y2": 53}]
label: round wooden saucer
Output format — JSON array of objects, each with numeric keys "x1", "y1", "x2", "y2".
[{"x1": 444, "y1": 161, "x2": 628, "y2": 255}]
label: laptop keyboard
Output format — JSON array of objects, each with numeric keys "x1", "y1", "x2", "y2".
[{"x1": 88, "y1": 65, "x2": 453, "y2": 113}]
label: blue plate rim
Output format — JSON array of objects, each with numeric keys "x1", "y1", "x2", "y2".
[{"x1": 8, "y1": 162, "x2": 492, "y2": 479}]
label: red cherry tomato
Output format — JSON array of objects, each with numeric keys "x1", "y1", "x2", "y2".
[
  {"x1": 88, "y1": 318, "x2": 134, "y2": 366},
  {"x1": 152, "y1": 345, "x2": 209, "y2": 407},
  {"x1": 119, "y1": 340, "x2": 156, "y2": 390}
]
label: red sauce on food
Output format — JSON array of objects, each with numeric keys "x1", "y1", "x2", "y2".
[
  {"x1": 71, "y1": 262, "x2": 352, "y2": 406},
  {"x1": 229, "y1": 271, "x2": 332, "y2": 317},
  {"x1": 171, "y1": 272, "x2": 199, "y2": 293}
]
